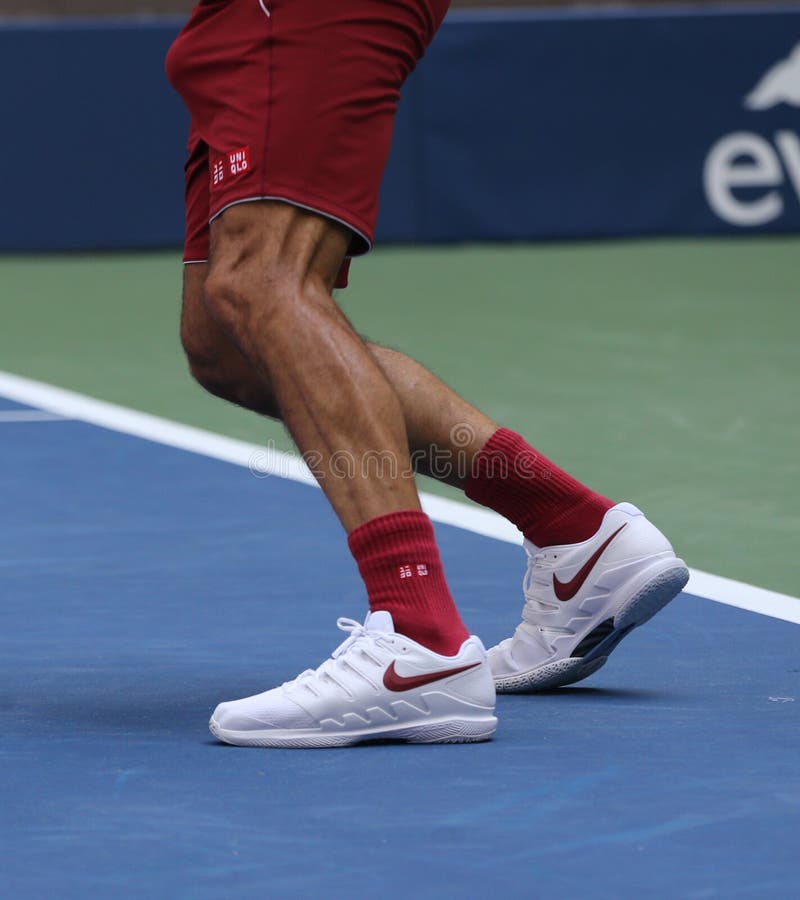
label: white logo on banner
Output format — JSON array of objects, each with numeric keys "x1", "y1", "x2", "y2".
[
  {"x1": 745, "y1": 42, "x2": 800, "y2": 110},
  {"x1": 704, "y1": 42, "x2": 800, "y2": 226}
]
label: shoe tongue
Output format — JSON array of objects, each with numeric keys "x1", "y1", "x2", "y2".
[{"x1": 364, "y1": 610, "x2": 394, "y2": 633}]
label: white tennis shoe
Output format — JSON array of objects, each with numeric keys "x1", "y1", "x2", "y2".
[
  {"x1": 209, "y1": 611, "x2": 497, "y2": 747},
  {"x1": 489, "y1": 502, "x2": 689, "y2": 692}
]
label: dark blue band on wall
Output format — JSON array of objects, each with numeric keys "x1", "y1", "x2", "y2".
[
  {"x1": 391, "y1": 4, "x2": 800, "y2": 243},
  {"x1": 0, "y1": 19, "x2": 188, "y2": 252},
  {"x1": 1, "y1": 6, "x2": 799, "y2": 252}
]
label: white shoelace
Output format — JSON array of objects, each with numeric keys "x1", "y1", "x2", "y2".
[
  {"x1": 288, "y1": 618, "x2": 387, "y2": 696},
  {"x1": 331, "y1": 617, "x2": 373, "y2": 657},
  {"x1": 519, "y1": 552, "x2": 575, "y2": 641}
]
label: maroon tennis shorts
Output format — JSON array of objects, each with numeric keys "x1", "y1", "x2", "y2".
[{"x1": 166, "y1": 0, "x2": 449, "y2": 288}]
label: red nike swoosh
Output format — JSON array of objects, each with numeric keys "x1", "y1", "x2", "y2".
[
  {"x1": 383, "y1": 661, "x2": 481, "y2": 692},
  {"x1": 552, "y1": 523, "x2": 627, "y2": 601}
]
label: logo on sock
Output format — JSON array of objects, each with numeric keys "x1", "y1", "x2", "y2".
[
  {"x1": 398, "y1": 564, "x2": 429, "y2": 579},
  {"x1": 552, "y1": 524, "x2": 627, "y2": 601},
  {"x1": 383, "y1": 661, "x2": 480, "y2": 692}
]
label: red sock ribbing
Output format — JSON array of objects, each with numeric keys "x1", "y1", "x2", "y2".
[
  {"x1": 347, "y1": 510, "x2": 469, "y2": 656},
  {"x1": 465, "y1": 428, "x2": 614, "y2": 547}
]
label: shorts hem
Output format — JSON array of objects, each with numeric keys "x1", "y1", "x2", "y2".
[{"x1": 209, "y1": 193, "x2": 373, "y2": 256}]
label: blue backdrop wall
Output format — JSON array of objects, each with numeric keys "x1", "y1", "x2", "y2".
[{"x1": 1, "y1": 4, "x2": 799, "y2": 252}]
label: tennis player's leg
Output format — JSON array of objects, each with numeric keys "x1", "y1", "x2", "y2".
[
  {"x1": 203, "y1": 199, "x2": 496, "y2": 746},
  {"x1": 204, "y1": 199, "x2": 424, "y2": 530},
  {"x1": 168, "y1": 0, "x2": 498, "y2": 747}
]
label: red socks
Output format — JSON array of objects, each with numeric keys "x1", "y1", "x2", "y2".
[
  {"x1": 347, "y1": 430, "x2": 609, "y2": 651},
  {"x1": 348, "y1": 510, "x2": 469, "y2": 656},
  {"x1": 466, "y1": 428, "x2": 613, "y2": 547}
]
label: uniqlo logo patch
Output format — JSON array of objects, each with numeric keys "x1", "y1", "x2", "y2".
[
  {"x1": 398, "y1": 564, "x2": 428, "y2": 579},
  {"x1": 212, "y1": 158, "x2": 225, "y2": 187},
  {"x1": 211, "y1": 146, "x2": 251, "y2": 189}
]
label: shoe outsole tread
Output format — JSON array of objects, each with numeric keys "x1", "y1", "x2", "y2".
[{"x1": 209, "y1": 715, "x2": 497, "y2": 748}]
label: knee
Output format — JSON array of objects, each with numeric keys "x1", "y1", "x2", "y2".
[
  {"x1": 204, "y1": 261, "x2": 311, "y2": 349},
  {"x1": 203, "y1": 265, "x2": 263, "y2": 340},
  {"x1": 204, "y1": 247, "x2": 337, "y2": 363},
  {"x1": 204, "y1": 202, "x2": 349, "y2": 351}
]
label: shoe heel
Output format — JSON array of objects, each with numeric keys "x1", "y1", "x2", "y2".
[{"x1": 614, "y1": 560, "x2": 689, "y2": 631}]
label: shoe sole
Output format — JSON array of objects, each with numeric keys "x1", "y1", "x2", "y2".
[
  {"x1": 209, "y1": 715, "x2": 498, "y2": 748},
  {"x1": 494, "y1": 558, "x2": 689, "y2": 693}
]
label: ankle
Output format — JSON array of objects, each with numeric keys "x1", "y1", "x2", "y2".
[
  {"x1": 348, "y1": 510, "x2": 469, "y2": 655},
  {"x1": 466, "y1": 428, "x2": 614, "y2": 547}
]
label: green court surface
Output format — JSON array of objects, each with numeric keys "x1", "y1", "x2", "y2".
[{"x1": 1, "y1": 237, "x2": 797, "y2": 596}]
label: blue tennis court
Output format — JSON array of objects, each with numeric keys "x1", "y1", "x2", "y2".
[{"x1": 2, "y1": 385, "x2": 798, "y2": 898}]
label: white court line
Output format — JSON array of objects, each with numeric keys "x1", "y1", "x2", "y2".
[
  {"x1": 1, "y1": 369, "x2": 798, "y2": 626},
  {"x1": 0, "y1": 410, "x2": 67, "y2": 423}
]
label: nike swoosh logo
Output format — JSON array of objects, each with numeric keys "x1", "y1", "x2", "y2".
[
  {"x1": 383, "y1": 661, "x2": 481, "y2": 692},
  {"x1": 552, "y1": 523, "x2": 627, "y2": 601}
]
